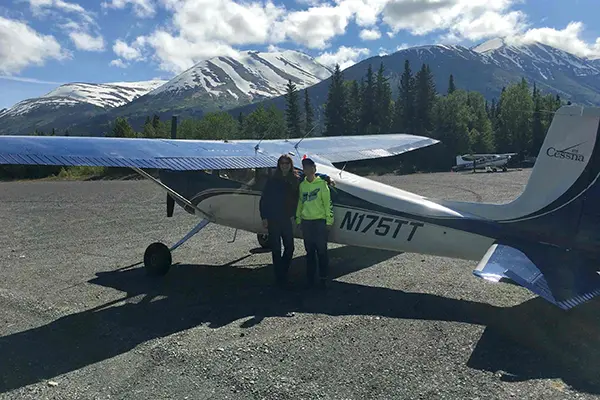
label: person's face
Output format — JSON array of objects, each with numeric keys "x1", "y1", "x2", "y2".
[
  {"x1": 279, "y1": 159, "x2": 291, "y2": 173},
  {"x1": 303, "y1": 163, "x2": 316, "y2": 176}
]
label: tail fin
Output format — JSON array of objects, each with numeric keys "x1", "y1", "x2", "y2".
[{"x1": 495, "y1": 105, "x2": 600, "y2": 248}]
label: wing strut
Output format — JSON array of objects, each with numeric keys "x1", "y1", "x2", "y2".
[{"x1": 130, "y1": 167, "x2": 215, "y2": 222}]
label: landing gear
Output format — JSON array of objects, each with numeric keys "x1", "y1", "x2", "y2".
[
  {"x1": 142, "y1": 218, "x2": 211, "y2": 277},
  {"x1": 144, "y1": 242, "x2": 172, "y2": 276},
  {"x1": 257, "y1": 233, "x2": 270, "y2": 249}
]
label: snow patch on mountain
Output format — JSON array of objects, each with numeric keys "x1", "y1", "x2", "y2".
[
  {"x1": 1, "y1": 80, "x2": 167, "y2": 118},
  {"x1": 472, "y1": 38, "x2": 600, "y2": 79},
  {"x1": 148, "y1": 50, "x2": 332, "y2": 99}
]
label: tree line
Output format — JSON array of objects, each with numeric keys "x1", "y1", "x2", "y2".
[{"x1": 2, "y1": 58, "x2": 566, "y2": 179}]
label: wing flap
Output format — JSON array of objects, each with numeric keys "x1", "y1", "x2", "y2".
[
  {"x1": 261, "y1": 134, "x2": 439, "y2": 164},
  {"x1": 473, "y1": 242, "x2": 600, "y2": 310}
]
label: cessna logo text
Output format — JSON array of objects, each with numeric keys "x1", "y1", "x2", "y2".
[{"x1": 546, "y1": 143, "x2": 585, "y2": 163}]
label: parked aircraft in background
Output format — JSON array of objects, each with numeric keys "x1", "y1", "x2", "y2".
[{"x1": 452, "y1": 153, "x2": 518, "y2": 172}]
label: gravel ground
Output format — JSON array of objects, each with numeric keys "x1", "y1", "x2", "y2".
[{"x1": 1, "y1": 168, "x2": 600, "y2": 399}]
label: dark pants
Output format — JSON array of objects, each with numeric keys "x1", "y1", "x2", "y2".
[
  {"x1": 267, "y1": 217, "x2": 294, "y2": 285},
  {"x1": 301, "y1": 219, "x2": 329, "y2": 284}
]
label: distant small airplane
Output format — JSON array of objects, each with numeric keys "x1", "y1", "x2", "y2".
[
  {"x1": 452, "y1": 152, "x2": 518, "y2": 172},
  {"x1": 1, "y1": 104, "x2": 599, "y2": 311}
]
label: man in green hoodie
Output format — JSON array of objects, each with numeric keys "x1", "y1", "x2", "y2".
[{"x1": 296, "y1": 157, "x2": 334, "y2": 288}]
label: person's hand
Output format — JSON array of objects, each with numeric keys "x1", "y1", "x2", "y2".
[
  {"x1": 262, "y1": 219, "x2": 268, "y2": 229},
  {"x1": 328, "y1": 177, "x2": 336, "y2": 187}
]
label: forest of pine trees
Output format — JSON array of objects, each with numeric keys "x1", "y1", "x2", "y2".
[{"x1": 5, "y1": 58, "x2": 566, "y2": 179}]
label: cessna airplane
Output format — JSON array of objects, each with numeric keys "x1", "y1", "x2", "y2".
[
  {"x1": 1, "y1": 104, "x2": 600, "y2": 311},
  {"x1": 452, "y1": 152, "x2": 518, "y2": 172}
]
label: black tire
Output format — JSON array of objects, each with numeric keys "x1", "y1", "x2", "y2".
[
  {"x1": 144, "y1": 242, "x2": 172, "y2": 276},
  {"x1": 257, "y1": 233, "x2": 270, "y2": 249}
]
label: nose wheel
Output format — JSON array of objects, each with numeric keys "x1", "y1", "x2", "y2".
[{"x1": 144, "y1": 242, "x2": 172, "y2": 276}]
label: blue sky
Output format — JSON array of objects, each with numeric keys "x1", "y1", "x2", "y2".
[{"x1": 1, "y1": 0, "x2": 600, "y2": 109}]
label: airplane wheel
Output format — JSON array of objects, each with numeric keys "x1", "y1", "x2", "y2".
[
  {"x1": 257, "y1": 233, "x2": 270, "y2": 249},
  {"x1": 144, "y1": 242, "x2": 172, "y2": 276}
]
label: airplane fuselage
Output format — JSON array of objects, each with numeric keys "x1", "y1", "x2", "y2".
[{"x1": 160, "y1": 165, "x2": 496, "y2": 263}]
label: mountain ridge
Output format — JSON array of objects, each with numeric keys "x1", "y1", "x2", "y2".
[{"x1": 2, "y1": 39, "x2": 600, "y2": 136}]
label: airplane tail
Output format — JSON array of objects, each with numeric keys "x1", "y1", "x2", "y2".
[
  {"x1": 472, "y1": 105, "x2": 600, "y2": 310},
  {"x1": 501, "y1": 105, "x2": 600, "y2": 244}
]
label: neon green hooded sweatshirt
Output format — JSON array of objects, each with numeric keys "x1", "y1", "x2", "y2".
[{"x1": 296, "y1": 175, "x2": 334, "y2": 226}]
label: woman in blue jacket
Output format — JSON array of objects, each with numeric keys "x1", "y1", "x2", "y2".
[{"x1": 259, "y1": 154, "x2": 333, "y2": 288}]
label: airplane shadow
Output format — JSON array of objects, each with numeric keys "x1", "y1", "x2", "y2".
[{"x1": 1, "y1": 245, "x2": 600, "y2": 394}]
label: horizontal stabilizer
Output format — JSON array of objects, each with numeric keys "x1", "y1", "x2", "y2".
[{"x1": 474, "y1": 243, "x2": 600, "y2": 310}]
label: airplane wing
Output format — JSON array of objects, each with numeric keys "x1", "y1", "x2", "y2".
[{"x1": 0, "y1": 133, "x2": 439, "y2": 171}]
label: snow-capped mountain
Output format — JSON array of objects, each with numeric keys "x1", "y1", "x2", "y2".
[
  {"x1": 472, "y1": 38, "x2": 600, "y2": 79},
  {"x1": 150, "y1": 50, "x2": 332, "y2": 98},
  {"x1": 231, "y1": 38, "x2": 600, "y2": 120},
  {"x1": 118, "y1": 49, "x2": 333, "y2": 117},
  {"x1": 0, "y1": 80, "x2": 166, "y2": 120}
]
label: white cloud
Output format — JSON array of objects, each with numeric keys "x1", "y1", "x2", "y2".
[
  {"x1": 315, "y1": 45, "x2": 370, "y2": 70},
  {"x1": 28, "y1": 0, "x2": 95, "y2": 25},
  {"x1": 27, "y1": 0, "x2": 106, "y2": 52},
  {"x1": 447, "y1": 10, "x2": 528, "y2": 42},
  {"x1": 381, "y1": 0, "x2": 522, "y2": 37},
  {"x1": 0, "y1": 16, "x2": 66, "y2": 74},
  {"x1": 69, "y1": 31, "x2": 105, "y2": 51},
  {"x1": 109, "y1": 59, "x2": 127, "y2": 68},
  {"x1": 359, "y1": 28, "x2": 381, "y2": 41},
  {"x1": 101, "y1": 0, "x2": 156, "y2": 18},
  {"x1": 39, "y1": 0, "x2": 597, "y2": 77},
  {"x1": 509, "y1": 22, "x2": 600, "y2": 59},
  {"x1": 272, "y1": 4, "x2": 353, "y2": 49},
  {"x1": 0, "y1": 75, "x2": 65, "y2": 84},
  {"x1": 113, "y1": 37, "x2": 145, "y2": 61}
]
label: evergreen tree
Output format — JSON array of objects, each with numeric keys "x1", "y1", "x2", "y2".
[
  {"x1": 284, "y1": 79, "x2": 302, "y2": 138},
  {"x1": 143, "y1": 120, "x2": 156, "y2": 138},
  {"x1": 531, "y1": 82, "x2": 544, "y2": 155},
  {"x1": 414, "y1": 63, "x2": 436, "y2": 135},
  {"x1": 304, "y1": 88, "x2": 314, "y2": 135},
  {"x1": 393, "y1": 59, "x2": 415, "y2": 133},
  {"x1": 374, "y1": 62, "x2": 393, "y2": 133},
  {"x1": 448, "y1": 74, "x2": 456, "y2": 94},
  {"x1": 324, "y1": 64, "x2": 348, "y2": 136},
  {"x1": 345, "y1": 80, "x2": 361, "y2": 135},
  {"x1": 112, "y1": 117, "x2": 135, "y2": 138},
  {"x1": 152, "y1": 114, "x2": 160, "y2": 129},
  {"x1": 360, "y1": 64, "x2": 376, "y2": 133}
]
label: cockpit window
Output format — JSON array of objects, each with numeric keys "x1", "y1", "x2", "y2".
[{"x1": 217, "y1": 168, "x2": 275, "y2": 190}]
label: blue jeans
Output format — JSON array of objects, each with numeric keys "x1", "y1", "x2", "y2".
[
  {"x1": 301, "y1": 219, "x2": 329, "y2": 283},
  {"x1": 268, "y1": 217, "x2": 294, "y2": 284}
]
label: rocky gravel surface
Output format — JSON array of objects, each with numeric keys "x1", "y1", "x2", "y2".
[{"x1": 1, "y1": 169, "x2": 599, "y2": 399}]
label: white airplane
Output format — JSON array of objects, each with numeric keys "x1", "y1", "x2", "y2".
[
  {"x1": 1, "y1": 104, "x2": 599, "y2": 311},
  {"x1": 453, "y1": 152, "x2": 518, "y2": 172}
]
